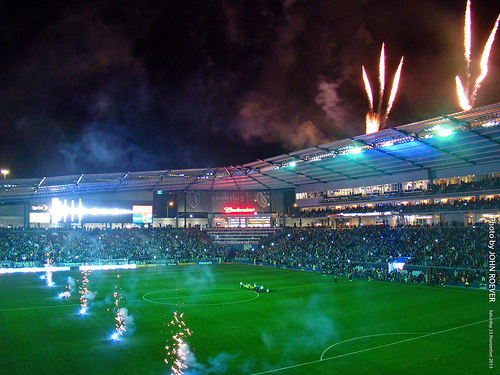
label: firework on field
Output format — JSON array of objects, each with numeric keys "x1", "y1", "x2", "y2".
[
  {"x1": 43, "y1": 250, "x2": 54, "y2": 287},
  {"x1": 109, "y1": 274, "x2": 134, "y2": 340},
  {"x1": 164, "y1": 312, "x2": 192, "y2": 375},
  {"x1": 362, "y1": 43, "x2": 404, "y2": 134},
  {"x1": 456, "y1": 0, "x2": 500, "y2": 110},
  {"x1": 79, "y1": 270, "x2": 91, "y2": 315},
  {"x1": 113, "y1": 286, "x2": 126, "y2": 338},
  {"x1": 57, "y1": 276, "x2": 75, "y2": 299}
]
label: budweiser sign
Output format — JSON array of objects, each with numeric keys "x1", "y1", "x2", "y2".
[{"x1": 223, "y1": 206, "x2": 256, "y2": 214}]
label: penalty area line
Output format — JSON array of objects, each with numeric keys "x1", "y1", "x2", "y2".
[{"x1": 249, "y1": 317, "x2": 500, "y2": 375}]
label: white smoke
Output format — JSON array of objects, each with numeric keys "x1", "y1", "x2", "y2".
[
  {"x1": 67, "y1": 276, "x2": 76, "y2": 288},
  {"x1": 235, "y1": 92, "x2": 328, "y2": 150},
  {"x1": 260, "y1": 295, "x2": 337, "y2": 367},
  {"x1": 118, "y1": 307, "x2": 135, "y2": 335},
  {"x1": 83, "y1": 291, "x2": 98, "y2": 301},
  {"x1": 184, "y1": 349, "x2": 237, "y2": 375},
  {"x1": 315, "y1": 80, "x2": 345, "y2": 124}
]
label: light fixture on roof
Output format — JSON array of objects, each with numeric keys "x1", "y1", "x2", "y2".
[
  {"x1": 350, "y1": 147, "x2": 362, "y2": 155},
  {"x1": 437, "y1": 128, "x2": 453, "y2": 137},
  {"x1": 482, "y1": 120, "x2": 498, "y2": 127}
]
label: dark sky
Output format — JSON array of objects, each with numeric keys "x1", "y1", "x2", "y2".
[{"x1": 1, "y1": 0, "x2": 500, "y2": 179}]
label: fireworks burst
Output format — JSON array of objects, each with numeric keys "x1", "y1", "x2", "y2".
[
  {"x1": 456, "y1": 0, "x2": 500, "y2": 110},
  {"x1": 44, "y1": 251, "x2": 54, "y2": 287},
  {"x1": 362, "y1": 43, "x2": 404, "y2": 134},
  {"x1": 79, "y1": 270, "x2": 91, "y2": 315},
  {"x1": 113, "y1": 289, "x2": 126, "y2": 338},
  {"x1": 164, "y1": 312, "x2": 192, "y2": 375}
]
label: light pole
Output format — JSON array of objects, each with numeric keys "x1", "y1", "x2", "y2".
[
  {"x1": 167, "y1": 201, "x2": 174, "y2": 218},
  {"x1": 1, "y1": 169, "x2": 9, "y2": 179}
]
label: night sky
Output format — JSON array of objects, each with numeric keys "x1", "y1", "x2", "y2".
[{"x1": 1, "y1": 0, "x2": 500, "y2": 179}]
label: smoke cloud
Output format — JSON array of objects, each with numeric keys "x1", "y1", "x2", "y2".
[
  {"x1": 260, "y1": 295, "x2": 337, "y2": 367},
  {"x1": 185, "y1": 351, "x2": 237, "y2": 375},
  {"x1": 67, "y1": 276, "x2": 76, "y2": 288},
  {"x1": 1, "y1": 0, "x2": 500, "y2": 178}
]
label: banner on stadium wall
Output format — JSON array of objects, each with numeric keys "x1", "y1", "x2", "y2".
[
  {"x1": 29, "y1": 202, "x2": 51, "y2": 223},
  {"x1": 211, "y1": 191, "x2": 271, "y2": 212},
  {"x1": 163, "y1": 261, "x2": 215, "y2": 266},
  {"x1": 178, "y1": 190, "x2": 275, "y2": 213},
  {"x1": 183, "y1": 191, "x2": 211, "y2": 212}
]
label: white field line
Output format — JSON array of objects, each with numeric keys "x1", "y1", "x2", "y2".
[{"x1": 250, "y1": 317, "x2": 500, "y2": 375}]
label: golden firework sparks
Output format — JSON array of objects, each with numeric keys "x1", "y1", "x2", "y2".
[
  {"x1": 378, "y1": 43, "x2": 386, "y2": 117},
  {"x1": 164, "y1": 312, "x2": 192, "y2": 375},
  {"x1": 365, "y1": 112, "x2": 381, "y2": 135},
  {"x1": 384, "y1": 56, "x2": 404, "y2": 126},
  {"x1": 362, "y1": 66, "x2": 374, "y2": 111},
  {"x1": 456, "y1": 0, "x2": 500, "y2": 110},
  {"x1": 362, "y1": 44, "x2": 404, "y2": 134},
  {"x1": 456, "y1": 76, "x2": 472, "y2": 110},
  {"x1": 465, "y1": 0, "x2": 472, "y2": 71},
  {"x1": 472, "y1": 14, "x2": 500, "y2": 99},
  {"x1": 79, "y1": 270, "x2": 91, "y2": 314}
]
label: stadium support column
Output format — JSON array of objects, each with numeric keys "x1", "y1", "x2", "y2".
[
  {"x1": 427, "y1": 169, "x2": 436, "y2": 190},
  {"x1": 184, "y1": 190, "x2": 187, "y2": 229},
  {"x1": 209, "y1": 190, "x2": 213, "y2": 228},
  {"x1": 282, "y1": 191, "x2": 286, "y2": 227},
  {"x1": 269, "y1": 189, "x2": 274, "y2": 227},
  {"x1": 24, "y1": 202, "x2": 29, "y2": 229}
]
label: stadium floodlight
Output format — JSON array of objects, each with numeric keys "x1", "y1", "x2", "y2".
[
  {"x1": 350, "y1": 147, "x2": 362, "y2": 155},
  {"x1": 289, "y1": 161, "x2": 296, "y2": 168},
  {"x1": 437, "y1": 128, "x2": 453, "y2": 137},
  {"x1": 482, "y1": 120, "x2": 499, "y2": 128},
  {"x1": 1, "y1": 169, "x2": 9, "y2": 179}
]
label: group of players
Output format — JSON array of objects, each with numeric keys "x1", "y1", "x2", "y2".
[{"x1": 240, "y1": 282, "x2": 269, "y2": 293}]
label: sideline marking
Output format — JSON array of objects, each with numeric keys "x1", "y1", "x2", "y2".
[
  {"x1": 142, "y1": 288, "x2": 260, "y2": 306},
  {"x1": 250, "y1": 317, "x2": 500, "y2": 375},
  {"x1": 320, "y1": 332, "x2": 427, "y2": 360},
  {"x1": 0, "y1": 303, "x2": 76, "y2": 312}
]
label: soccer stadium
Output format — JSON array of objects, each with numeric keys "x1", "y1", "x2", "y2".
[{"x1": 0, "y1": 103, "x2": 499, "y2": 374}]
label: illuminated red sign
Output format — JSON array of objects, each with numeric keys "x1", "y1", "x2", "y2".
[{"x1": 223, "y1": 206, "x2": 256, "y2": 214}]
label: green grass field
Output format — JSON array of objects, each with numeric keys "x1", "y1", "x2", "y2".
[{"x1": 0, "y1": 263, "x2": 495, "y2": 374}]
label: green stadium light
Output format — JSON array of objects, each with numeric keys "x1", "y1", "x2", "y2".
[{"x1": 437, "y1": 128, "x2": 453, "y2": 137}]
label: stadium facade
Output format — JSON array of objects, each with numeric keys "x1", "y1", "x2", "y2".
[{"x1": 1, "y1": 102, "x2": 500, "y2": 232}]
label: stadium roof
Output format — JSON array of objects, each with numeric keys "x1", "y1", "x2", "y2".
[{"x1": 2, "y1": 102, "x2": 500, "y2": 202}]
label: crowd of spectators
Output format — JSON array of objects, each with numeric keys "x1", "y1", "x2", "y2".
[
  {"x1": 319, "y1": 177, "x2": 500, "y2": 206},
  {"x1": 1, "y1": 223, "x2": 497, "y2": 287},
  {"x1": 0, "y1": 227, "x2": 227, "y2": 267},
  {"x1": 297, "y1": 195, "x2": 500, "y2": 218},
  {"x1": 237, "y1": 223, "x2": 498, "y2": 285}
]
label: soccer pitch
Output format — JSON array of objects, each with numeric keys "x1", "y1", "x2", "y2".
[{"x1": 0, "y1": 263, "x2": 495, "y2": 374}]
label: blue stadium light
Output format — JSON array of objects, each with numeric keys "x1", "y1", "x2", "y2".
[{"x1": 289, "y1": 161, "x2": 296, "y2": 168}]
